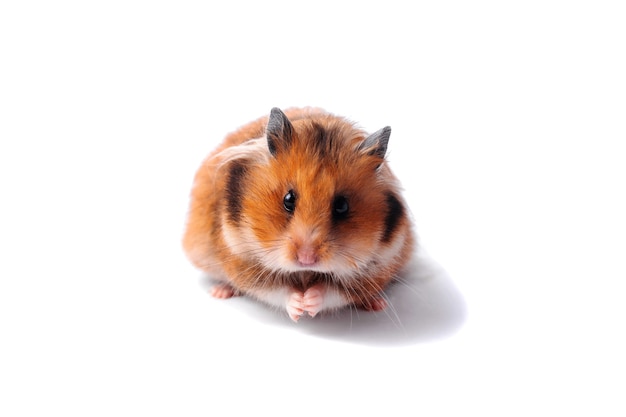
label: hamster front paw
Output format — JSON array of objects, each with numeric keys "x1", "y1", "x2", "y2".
[
  {"x1": 286, "y1": 284, "x2": 326, "y2": 322},
  {"x1": 287, "y1": 291, "x2": 305, "y2": 322},
  {"x1": 303, "y1": 285, "x2": 325, "y2": 318}
]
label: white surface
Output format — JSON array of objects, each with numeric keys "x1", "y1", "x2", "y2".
[{"x1": 1, "y1": 1, "x2": 625, "y2": 416}]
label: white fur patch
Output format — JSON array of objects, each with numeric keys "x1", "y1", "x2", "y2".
[
  {"x1": 317, "y1": 286, "x2": 348, "y2": 310},
  {"x1": 253, "y1": 286, "x2": 293, "y2": 309},
  {"x1": 222, "y1": 220, "x2": 263, "y2": 260}
]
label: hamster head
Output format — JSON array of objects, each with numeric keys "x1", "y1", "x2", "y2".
[{"x1": 221, "y1": 108, "x2": 406, "y2": 279}]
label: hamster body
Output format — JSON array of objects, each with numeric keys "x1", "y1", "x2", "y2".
[{"x1": 183, "y1": 107, "x2": 415, "y2": 322}]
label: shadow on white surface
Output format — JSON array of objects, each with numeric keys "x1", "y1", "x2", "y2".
[{"x1": 199, "y1": 247, "x2": 466, "y2": 347}]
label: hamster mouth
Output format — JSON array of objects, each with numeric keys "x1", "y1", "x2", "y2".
[
  {"x1": 297, "y1": 259, "x2": 318, "y2": 268},
  {"x1": 289, "y1": 257, "x2": 343, "y2": 274},
  {"x1": 294, "y1": 261, "x2": 324, "y2": 271}
]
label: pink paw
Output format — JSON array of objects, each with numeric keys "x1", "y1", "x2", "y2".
[
  {"x1": 362, "y1": 295, "x2": 387, "y2": 312},
  {"x1": 287, "y1": 291, "x2": 305, "y2": 322},
  {"x1": 210, "y1": 282, "x2": 236, "y2": 299},
  {"x1": 286, "y1": 285, "x2": 327, "y2": 322},
  {"x1": 303, "y1": 286, "x2": 324, "y2": 318}
]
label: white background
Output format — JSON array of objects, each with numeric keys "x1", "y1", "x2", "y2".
[{"x1": 1, "y1": 1, "x2": 625, "y2": 416}]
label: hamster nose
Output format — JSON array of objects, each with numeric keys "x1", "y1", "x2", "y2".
[{"x1": 296, "y1": 246, "x2": 318, "y2": 266}]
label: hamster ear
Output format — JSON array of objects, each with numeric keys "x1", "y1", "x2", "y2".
[
  {"x1": 266, "y1": 107, "x2": 293, "y2": 156},
  {"x1": 359, "y1": 126, "x2": 391, "y2": 159}
]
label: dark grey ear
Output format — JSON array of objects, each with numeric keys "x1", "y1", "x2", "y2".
[
  {"x1": 266, "y1": 107, "x2": 293, "y2": 156},
  {"x1": 359, "y1": 126, "x2": 391, "y2": 159}
]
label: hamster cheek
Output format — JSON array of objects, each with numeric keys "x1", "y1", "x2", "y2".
[{"x1": 221, "y1": 222, "x2": 262, "y2": 259}]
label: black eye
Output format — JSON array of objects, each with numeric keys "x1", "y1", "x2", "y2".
[
  {"x1": 332, "y1": 196, "x2": 349, "y2": 219},
  {"x1": 283, "y1": 190, "x2": 296, "y2": 213}
]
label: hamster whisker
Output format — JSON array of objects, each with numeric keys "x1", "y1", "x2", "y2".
[
  {"x1": 339, "y1": 272, "x2": 404, "y2": 329},
  {"x1": 337, "y1": 274, "x2": 372, "y2": 306},
  {"x1": 377, "y1": 291, "x2": 405, "y2": 331},
  {"x1": 332, "y1": 248, "x2": 370, "y2": 272},
  {"x1": 247, "y1": 265, "x2": 271, "y2": 289},
  {"x1": 195, "y1": 242, "x2": 282, "y2": 269},
  {"x1": 392, "y1": 275, "x2": 423, "y2": 297}
]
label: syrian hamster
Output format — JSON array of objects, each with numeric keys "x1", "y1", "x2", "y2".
[{"x1": 182, "y1": 107, "x2": 415, "y2": 322}]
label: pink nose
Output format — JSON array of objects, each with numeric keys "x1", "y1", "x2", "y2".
[{"x1": 297, "y1": 248, "x2": 318, "y2": 266}]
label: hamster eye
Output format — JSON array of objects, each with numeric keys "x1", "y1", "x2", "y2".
[
  {"x1": 283, "y1": 190, "x2": 297, "y2": 213},
  {"x1": 332, "y1": 196, "x2": 349, "y2": 219}
]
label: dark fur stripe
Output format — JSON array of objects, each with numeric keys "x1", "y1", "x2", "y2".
[
  {"x1": 381, "y1": 193, "x2": 404, "y2": 243},
  {"x1": 226, "y1": 160, "x2": 247, "y2": 223},
  {"x1": 311, "y1": 122, "x2": 329, "y2": 157}
]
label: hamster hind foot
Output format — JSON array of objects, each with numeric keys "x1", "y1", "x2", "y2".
[
  {"x1": 358, "y1": 294, "x2": 388, "y2": 312},
  {"x1": 210, "y1": 282, "x2": 238, "y2": 299}
]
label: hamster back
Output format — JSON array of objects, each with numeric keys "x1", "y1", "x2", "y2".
[{"x1": 183, "y1": 107, "x2": 414, "y2": 322}]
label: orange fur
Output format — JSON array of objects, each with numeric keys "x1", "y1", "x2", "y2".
[{"x1": 182, "y1": 107, "x2": 414, "y2": 319}]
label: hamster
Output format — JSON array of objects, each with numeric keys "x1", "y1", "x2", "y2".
[{"x1": 182, "y1": 107, "x2": 415, "y2": 322}]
